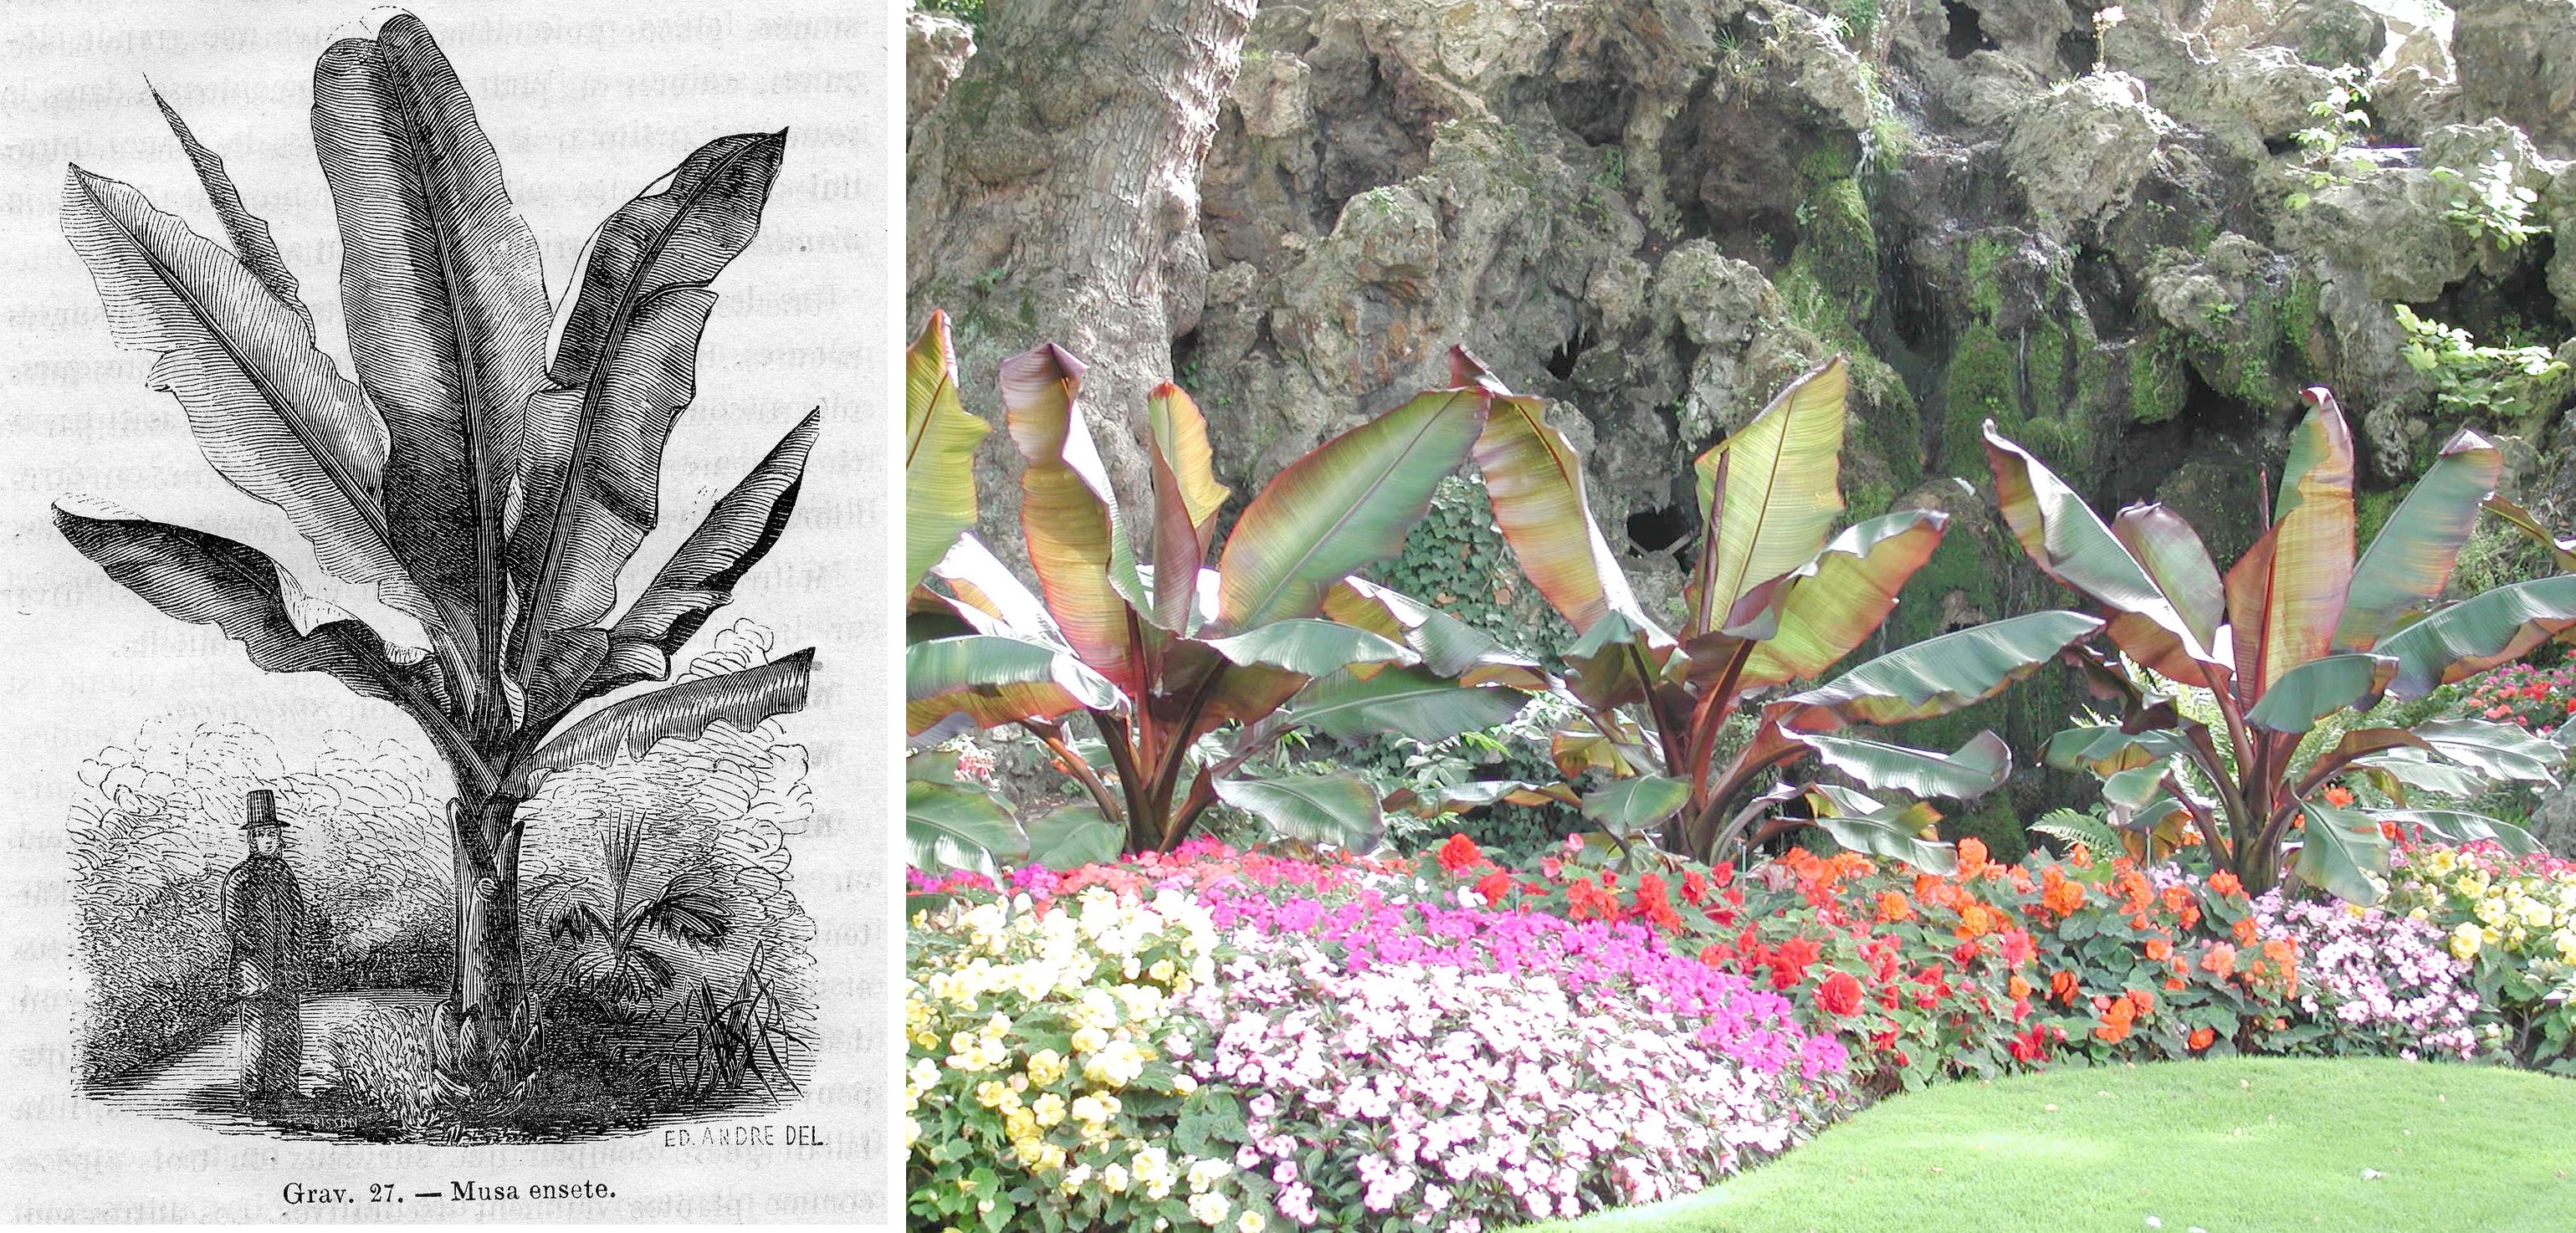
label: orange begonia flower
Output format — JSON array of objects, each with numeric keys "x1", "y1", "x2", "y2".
[{"x1": 2200, "y1": 943, "x2": 2237, "y2": 977}]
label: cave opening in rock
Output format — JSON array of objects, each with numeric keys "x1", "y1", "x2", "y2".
[
  {"x1": 1626, "y1": 504, "x2": 1694, "y2": 561},
  {"x1": 1944, "y1": 0, "x2": 1998, "y2": 59},
  {"x1": 2104, "y1": 365, "x2": 2266, "y2": 561},
  {"x1": 1545, "y1": 325, "x2": 1596, "y2": 382},
  {"x1": 1170, "y1": 325, "x2": 1203, "y2": 394}
]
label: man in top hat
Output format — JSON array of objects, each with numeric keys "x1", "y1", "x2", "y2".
[{"x1": 223, "y1": 789, "x2": 307, "y2": 1106}]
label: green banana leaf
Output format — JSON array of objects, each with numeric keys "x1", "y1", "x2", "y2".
[
  {"x1": 1691, "y1": 356, "x2": 1846, "y2": 636},
  {"x1": 907, "y1": 780, "x2": 1028, "y2": 875},
  {"x1": 2242, "y1": 653, "x2": 2398, "y2": 734},
  {"x1": 1776, "y1": 609, "x2": 2105, "y2": 729},
  {"x1": 1803, "y1": 785, "x2": 1956, "y2": 874},
  {"x1": 1738, "y1": 509, "x2": 1949, "y2": 689},
  {"x1": 1026, "y1": 804, "x2": 1123, "y2": 870},
  {"x1": 907, "y1": 312, "x2": 988, "y2": 588},
  {"x1": 2379, "y1": 576, "x2": 2576, "y2": 698},
  {"x1": 1283, "y1": 666, "x2": 1525, "y2": 744},
  {"x1": 2225, "y1": 391, "x2": 2356, "y2": 702},
  {"x1": 1144, "y1": 383, "x2": 1230, "y2": 632},
  {"x1": 2333, "y1": 428, "x2": 2501, "y2": 651},
  {"x1": 1796, "y1": 729, "x2": 2011, "y2": 800},
  {"x1": 1204, "y1": 618, "x2": 1417, "y2": 676},
  {"x1": 1213, "y1": 773, "x2": 1385, "y2": 850},
  {"x1": 1216, "y1": 386, "x2": 1487, "y2": 631},
  {"x1": 2294, "y1": 799, "x2": 2390, "y2": 904},
  {"x1": 1000, "y1": 341, "x2": 1148, "y2": 696},
  {"x1": 1580, "y1": 775, "x2": 1692, "y2": 834}
]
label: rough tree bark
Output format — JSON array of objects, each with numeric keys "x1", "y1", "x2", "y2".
[{"x1": 907, "y1": 0, "x2": 1257, "y2": 567}]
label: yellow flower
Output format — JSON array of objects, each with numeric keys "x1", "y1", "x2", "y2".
[
  {"x1": 974, "y1": 1080, "x2": 1010, "y2": 1108},
  {"x1": 1061, "y1": 1164, "x2": 1093, "y2": 1195},
  {"x1": 1032, "y1": 1092, "x2": 1068, "y2": 1127},
  {"x1": 1188, "y1": 1192, "x2": 1232, "y2": 1225},
  {"x1": 1002, "y1": 1108, "x2": 1038, "y2": 1143},
  {"x1": 1101, "y1": 1163, "x2": 1130, "y2": 1194},
  {"x1": 1083, "y1": 1040, "x2": 1148, "y2": 1088},
  {"x1": 2451, "y1": 921, "x2": 2484, "y2": 959},
  {"x1": 1237, "y1": 1210, "x2": 1267, "y2": 1233},
  {"x1": 1027, "y1": 1048, "x2": 1068, "y2": 1087},
  {"x1": 1070, "y1": 1026, "x2": 1111, "y2": 1055}
]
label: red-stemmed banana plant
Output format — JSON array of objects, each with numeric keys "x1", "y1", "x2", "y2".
[
  {"x1": 1988, "y1": 388, "x2": 2573, "y2": 902},
  {"x1": 1452, "y1": 353, "x2": 2105, "y2": 870},
  {"x1": 905, "y1": 315, "x2": 1534, "y2": 855},
  {"x1": 52, "y1": 15, "x2": 817, "y2": 1062}
]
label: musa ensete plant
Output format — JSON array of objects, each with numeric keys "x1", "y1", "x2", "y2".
[
  {"x1": 54, "y1": 15, "x2": 817, "y2": 1062},
  {"x1": 1985, "y1": 389, "x2": 2575, "y2": 903},
  {"x1": 1452, "y1": 353, "x2": 2102, "y2": 869},
  {"x1": 906, "y1": 314, "x2": 1541, "y2": 859}
]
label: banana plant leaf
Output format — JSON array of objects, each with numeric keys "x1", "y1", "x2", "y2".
[
  {"x1": 2378, "y1": 576, "x2": 2576, "y2": 698},
  {"x1": 905, "y1": 634, "x2": 1120, "y2": 734},
  {"x1": 2042, "y1": 724, "x2": 2203, "y2": 775},
  {"x1": 2371, "y1": 808, "x2": 2538, "y2": 854},
  {"x1": 1803, "y1": 785, "x2": 1956, "y2": 874},
  {"x1": 2107, "y1": 504, "x2": 2228, "y2": 656},
  {"x1": 1985, "y1": 425, "x2": 2215, "y2": 674},
  {"x1": 2242, "y1": 653, "x2": 2398, "y2": 734},
  {"x1": 1283, "y1": 666, "x2": 1526, "y2": 744},
  {"x1": 2333, "y1": 428, "x2": 2501, "y2": 651},
  {"x1": 907, "y1": 780, "x2": 1028, "y2": 876},
  {"x1": 1203, "y1": 619, "x2": 1416, "y2": 676},
  {"x1": 1775, "y1": 610, "x2": 2106, "y2": 729},
  {"x1": 1323, "y1": 577, "x2": 1549, "y2": 686},
  {"x1": 2481, "y1": 494, "x2": 2576, "y2": 571},
  {"x1": 510, "y1": 649, "x2": 813, "y2": 794},
  {"x1": 1143, "y1": 383, "x2": 1230, "y2": 631},
  {"x1": 1691, "y1": 357, "x2": 1846, "y2": 636},
  {"x1": 2225, "y1": 391, "x2": 2356, "y2": 703},
  {"x1": 1001, "y1": 342, "x2": 1148, "y2": 696},
  {"x1": 2404, "y1": 719, "x2": 2566, "y2": 785},
  {"x1": 1025, "y1": 804, "x2": 1123, "y2": 870},
  {"x1": 1213, "y1": 773, "x2": 1385, "y2": 851},
  {"x1": 1384, "y1": 780, "x2": 1580, "y2": 818},
  {"x1": 907, "y1": 311, "x2": 987, "y2": 587},
  {"x1": 1216, "y1": 387, "x2": 1488, "y2": 631},
  {"x1": 1738, "y1": 509, "x2": 1949, "y2": 689},
  {"x1": 1580, "y1": 775, "x2": 1692, "y2": 834},
  {"x1": 1797, "y1": 729, "x2": 2011, "y2": 800},
  {"x1": 2293, "y1": 799, "x2": 2390, "y2": 904},
  {"x1": 2348, "y1": 746, "x2": 2492, "y2": 799},
  {"x1": 1457, "y1": 350, "x2": 1649, "y2": 637}
]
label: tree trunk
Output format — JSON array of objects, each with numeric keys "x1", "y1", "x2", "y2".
[
  {"x1": 907, "y1": 0, "x2": 1257, "y2": 572},
  {"x1": 449, "y1": 795, "x2": 526, "y2": 1068}
]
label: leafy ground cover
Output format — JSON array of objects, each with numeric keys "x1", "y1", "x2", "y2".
[{"x1": 1536, "y1": 1056, "x2": 2576, "y2": 1233}]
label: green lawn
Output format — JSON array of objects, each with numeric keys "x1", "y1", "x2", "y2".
[{"x1": 1539, "y1": 1057, "x2": 2576, "y2": 1233}]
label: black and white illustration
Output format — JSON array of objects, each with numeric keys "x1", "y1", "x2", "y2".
[{"x1": 49, "y1": 9, "x2": 827, "y2": 1144}]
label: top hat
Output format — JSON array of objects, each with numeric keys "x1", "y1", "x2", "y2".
[{"x1": 241, "y1": 790, "x2": 284, "y2": 831}]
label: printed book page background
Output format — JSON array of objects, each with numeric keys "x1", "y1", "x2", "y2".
[{"x1": 0, "y1": 0, "x2": 899, "y2": 1221}]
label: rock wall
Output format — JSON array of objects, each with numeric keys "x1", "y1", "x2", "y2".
[{"x1": 909, "y1": 0, "x2": 2576, "y2": 801}]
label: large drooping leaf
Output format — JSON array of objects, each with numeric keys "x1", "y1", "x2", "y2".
[
  {"x1": 1738, "y1": 509, "x2": 1948, "y2": 688},
  {"x1": 904, "y1": 634, "x2": 1120, "y2": 733},
  {"x1": 907, "y1": 311, "x2": 986, "y2": 588},
  {"x1": 1323, "y1": 577, "x2": 1549, "y2": 687},
  {"x1": 1203, "y1": 619, "x2": 1416, "y2": 676},
  {"x1": 2480, "y1": 495, "x2": 2576, "y2": 571},
  {"x1": 1797, "y1": 730, "x2": 2011, "y2": 800},
  {"x1": 926, "y1": 535, "x2": 1063, "y2": 640},
  {"x1": 1283, "y1": 667, "x2": 1524, "y2": 744},
  {"x1": 1001, "y1": 343, "x2": 1146, "y2": 695},
  {"x1": 2042, "y1": 724, "x2": 2202, "y2": 775},
  {"x1": 2378, "y1": 576, "x2": 2576, "y2": 698},
  {"x1": 1144, "y1": 383, "x2": 1230, "y2": 631},
  {"x1": 1559, "y1": 607, "x2": 1676, "y2": 710},
  {"x1": 506, "y1": 648, "x2": 812, "y2": 794},
  {"x1": 510, "y1": 130, "x2": 787, "y2": 680},
  {"x1": 1467, "y1": 373, "x2": 1645, "y2": 637},
  {"x1": 2334, "y1": 428, "x2": 2501, "y2": 651},
  {"x1": 2372, "y1": 809, "x2": 2538, "y2": 855},
  {"x1": 1775, "y1": 610, "x2": 2106, "y2": 729},
  {"x1": 2293, "y1": 799, "x2": 2390, "y2": 904},
  {"x1": 58, "y1": 165, "x2": 434, "y2": 627},
  {"x1": 589, "y1": 411, "x2": 819, "y2": 696},
  {"x1": 311, "y1": 13, "x2": 552, "y2": 650},
  {"x1": 150, "y1": 89, "x2": 310, "y2": 327},
  {"x1": 1026, "y1": 804, "x2": 1124, "y2": 869},
  {"x1": 2404, "y1": 719, "x2": 2565, "y2": 785},
  {"x1": 907, "y1": 780, "x2": 1028, "y2": 875},
  {"x1": 1215, "y1": 387, "x2": 1487, "y2": 631},
  {"x1": 1213, "y1": 773, "x2": 1384, "y2": 850},
  {"x1": 1580, "y1": 775, "x2": 1693, "y2": 835},
  {"x1": 2225, "y1": 391, "x2": 2356, "y2": 703},
  {"x1": 2242, "y1": 653, "x2": 2398, "y2": 734},
  {"x1": 1384, "y1": 780, "x2": 1579, "y2": 817},
  {"x1": 55, "y1": 509, "x2": 423, "y2": 709},
  {"x1": 2107, "y1": 504, "x2": 2226, "y2": 654},
  {"x1": 1690, "y1": 357, "x2": 1846, "y2": 635},
  {"x1": 1803, "y1": 785, "x2": 1956, "y2": 874},
  {"x1": 1985, "y1": 427, "x2": 2217, "y2": 675}
]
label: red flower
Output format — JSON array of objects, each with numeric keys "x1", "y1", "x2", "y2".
[
  {"x1": 2321, "y1": 785, "x2": 2355, "y2": 808},
  {"x1": 1436, "y1": 833, "x2": 1484, "y2": 872},
  {"x1": 1768, "y1": 936, "x2": 1823, "y2": 990},
  {"x1": 1473, "y1": 870, "x2": 1513, "y2": 904},
  {"x1": 2188, "y1": 1026, "x2": 2216, "y2": 1051},
  {"x1": 1816, "y1": 971, "x2": 1864, "y2": 1017}
]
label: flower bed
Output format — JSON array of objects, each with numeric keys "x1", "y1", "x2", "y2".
[{"x1": 909, "y1": 836, "x2": 2561, "y2": 1230}]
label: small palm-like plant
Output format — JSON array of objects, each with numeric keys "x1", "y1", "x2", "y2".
[
  {"x1": 536, "y1": 821, "x2": 732, "y2": 1011},
  {"x1": 1987, "y1": 389, "x2": 2576, "y2": 901},
  {"x1": 53, "y1": 13, "x2": 817, "y2": 1061}
]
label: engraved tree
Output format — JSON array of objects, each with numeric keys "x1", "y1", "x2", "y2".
[{"x1": 53, "y1": 13, "x2": 819, "y2": 1064}]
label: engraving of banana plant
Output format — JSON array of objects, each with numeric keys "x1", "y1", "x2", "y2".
[{"x1": 53, "y1": 13, "x2": 818, "y2": 1061}]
